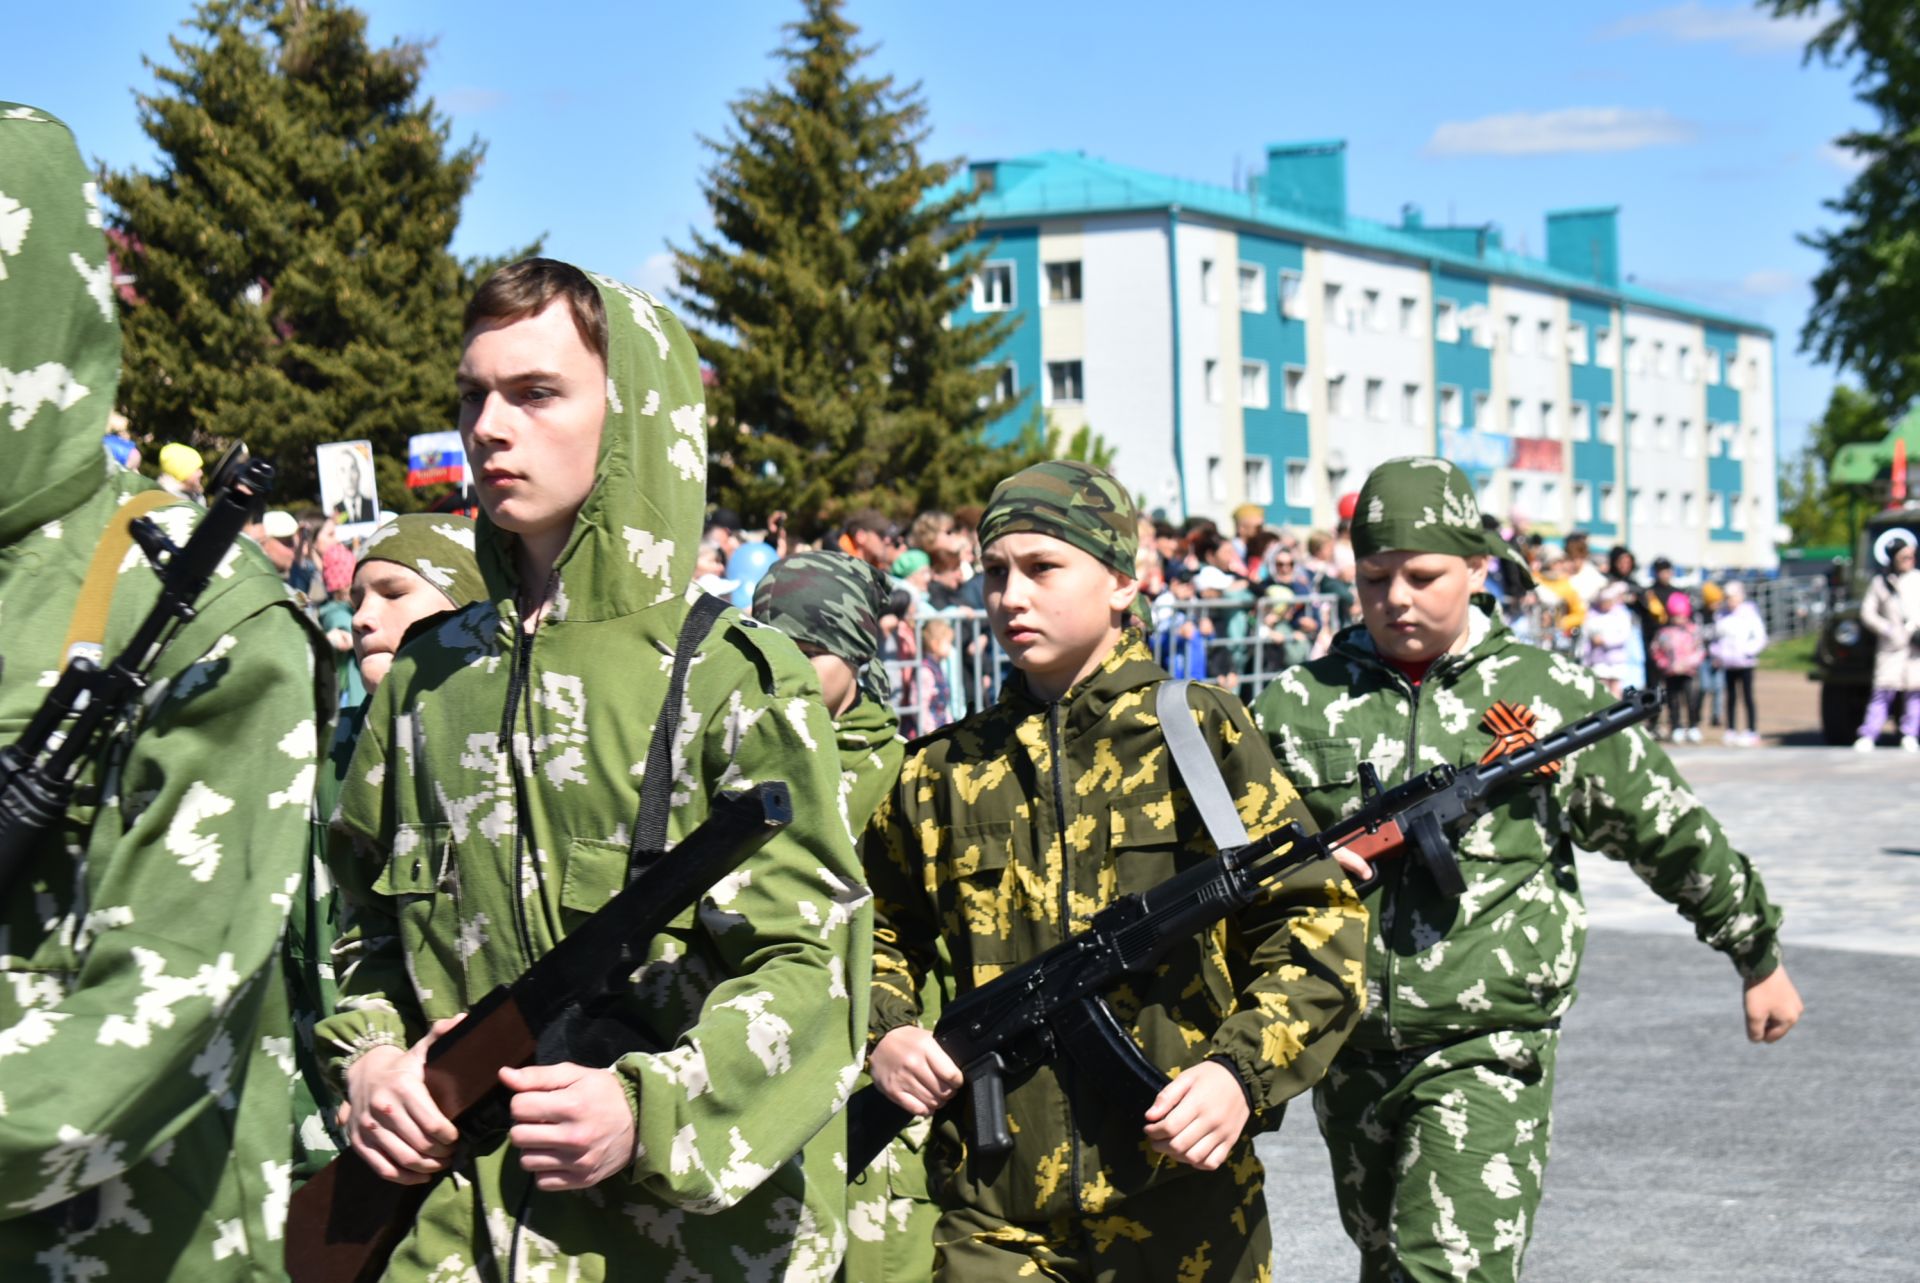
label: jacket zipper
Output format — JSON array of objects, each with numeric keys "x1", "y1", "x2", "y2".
[
  {"x1": 1378, "y1": 667, "x2": 1421, "y2": 1050},
  {"x1": 1046, "y1": 701, "x2": 1084, "y2": 1215},
  {"x1": 505, "y1": 616, "x2": 539, "y2": 969}
]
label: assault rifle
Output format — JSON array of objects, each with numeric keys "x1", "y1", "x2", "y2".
[
  {"x1": 844, "y1": 686, "x2": 1664, "y2": 1177},
  {"x1": 0, "y1": 445, "x2": 272, "y2": 899},
  {"x1": 285, "y1": 780, "x2": 793, "y2": 1283}
]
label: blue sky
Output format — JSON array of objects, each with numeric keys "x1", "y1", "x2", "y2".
[{"x1": 5, "y1": 1, "x2": 1868, "y2": 457}]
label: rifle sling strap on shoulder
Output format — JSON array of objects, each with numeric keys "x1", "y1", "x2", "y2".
[
  {"x1": 1155, "y1": 679, "x2": 1250, "y2": 852},
  {"x1": 59, "y1": 490, "x2": 175, "y2": 672},
  {"x1": 627, "y1": 591, "x2": 731, "y2": 881}
]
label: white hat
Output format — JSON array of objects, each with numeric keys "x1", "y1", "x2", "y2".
[{"x1": 261, "y1": 510, "x2": 299, "y2": 540}]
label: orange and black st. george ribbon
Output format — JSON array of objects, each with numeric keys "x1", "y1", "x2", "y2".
[{"x1": 1479, "y1": 700, "x2": 1562, "y2": 777}]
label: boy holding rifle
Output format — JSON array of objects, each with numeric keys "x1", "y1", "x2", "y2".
[
  {"x1": 315, "y1": 260, "x2": 867, "y2": 1279},
  {"x1": 862, "y1": 460, "x2": 1367, "y2": 1281},
  {"x1": 1252, "y1": 456, "x2": 1803, "y2": 1282}
]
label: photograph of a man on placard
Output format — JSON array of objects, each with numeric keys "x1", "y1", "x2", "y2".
[{"x1": 316, "y1": 439, "x2": 379, "y2": 533}]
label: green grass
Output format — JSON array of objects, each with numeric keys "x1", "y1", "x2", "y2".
[{"x1": 1758, "y1": 633, "x2": 1819, "y2": 673}]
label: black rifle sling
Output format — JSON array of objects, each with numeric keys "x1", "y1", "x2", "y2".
[{"x1": 627, "y1": 591, "x2": 731, "y2": 882}]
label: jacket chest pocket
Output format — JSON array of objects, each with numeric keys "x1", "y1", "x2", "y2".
[
  {"x1": 937, "y1": 822, "x2": 1023, "y2": 974},
  {"x1": 561, "y1": 838, "x2": 707, "y2": 1036},
  {"x1": 1279, "y1": 737, "x2": 1360, "y2": 825},
  {"x1": 560, "y1": 838, "x2": 701, "y2": 945},
  {"x1": 1109, "y1": 798, "x2": 1236, "y2": 1018},
  {"x1": 374, "y1": 824, "x2": 458, "y2": 972}
]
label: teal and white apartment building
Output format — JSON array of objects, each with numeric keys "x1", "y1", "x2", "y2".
[{"x1": 947, "y1": 142, "x2": 1779, "y2": 570}]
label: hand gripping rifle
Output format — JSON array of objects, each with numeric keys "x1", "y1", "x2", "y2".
[
  {"x1": 844, "y1": 686, "x2": 1664, "y2": 1177},
  {"x1": 0, "y1": 446, "x2": 273, "y2": 899},
  {"x1": 284, "y1": 781, "x2": 792, "y2": 1283}
]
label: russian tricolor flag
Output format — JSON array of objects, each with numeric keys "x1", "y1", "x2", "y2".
[{"x1": 407, "y1": 430, "x2": 467, "y2": 488}]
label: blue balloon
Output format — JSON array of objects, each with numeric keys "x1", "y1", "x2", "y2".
[{"x1": 725, "y1": 540, "x2": 780, "y2": 609}]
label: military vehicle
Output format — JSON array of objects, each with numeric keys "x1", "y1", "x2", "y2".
[{"x1": 1810, "y1": 504, "x2": 1920, "y2": 743}]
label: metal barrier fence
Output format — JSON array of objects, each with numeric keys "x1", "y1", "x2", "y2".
[{"x1": 877, "y1": 574, "x2": 1830, "y2": 734}]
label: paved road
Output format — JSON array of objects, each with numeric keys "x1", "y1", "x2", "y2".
[{"x1": 1258, "y1": 744, "x2": 1920, "y2": 1281}]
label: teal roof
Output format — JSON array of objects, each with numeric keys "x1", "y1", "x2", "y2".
[{"x1": 936, "y1": 150, "x2": 1771, "y2": 336}]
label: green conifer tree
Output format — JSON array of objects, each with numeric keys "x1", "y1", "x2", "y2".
[
  {"x1": 104, "y1": 0, "x2": 527, "y2": 510},
  {"x1": 673, "y1": 0, "x2": 1038, "y2": 536}
]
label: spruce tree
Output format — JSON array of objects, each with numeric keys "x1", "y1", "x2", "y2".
[
  {"x1": 673, "y1": 0, "x2": 1035, "y2": 537},
  {"x1": 104, "y1": 0, "x2": 525, "y2": 510}
]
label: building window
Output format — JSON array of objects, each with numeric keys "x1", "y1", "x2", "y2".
[
  {"x1": 1046, "y1": 360, "x2": 1084, "y2": 405},
  {"x1": 1436, "y1": 298, "x2": 1460, "y2": 343},
  {"x1": 1324, "y1": 282, "x2": 1346, "y2": 330},
  {"x1": 1507, "y1": 314, "x2": 1525, "y2": 354},
  {"x1": 1540, "y1": 400, "x2": 1557, "y2": 440},
  {"x1": 1602, "y1": 483, "x2": 1619, "y2": 523},
  {"x1": 1284, "y1": 459, "x2": 1311, "y2": 507},
  {"x1": 1045, "y1": 260, "x2": 1082, "y2": 303},
  {"x1": 1707, "y1": 348, "x2": 1723, "y2": 385},
  {"x1": 1732, "y1": 490, "x2": 1748, "y2": 532},
  {"x1": 1574, "y1": 481, "x2": 1593, "y2": 521},
  {"x1": 1679, "y1": 345, "x2": 1696, "y2": 382},
  {"x1": 1363, "y1": 288, "x2": 1382, "y2": 331},
  {"x1": 1599, "y1": 404, "x2": 1618, "y2": 443},
  {"x1": 975, "y1": 261, "x2": 1015, "y2": 311},
  {"x1": 1729, "y1": 424, "x2": 1745, "y2": 460},
  {"x1": 1627, "y1": 411, "x2": 1643, "y2": 448},
  {"x1": 1747, "y1": 356, "x2": 1760, "y2": 388},
  {"x1": 1366, "y1": 378, "x2": 1386, "y2": 421},
  {"x1": 1596, "y1": 325, "x2": 1615, "y2": 368},
  {"x1": 1709, "y1": 490, "x2": 1725, "y2": 527},
  {"x1": 1199, "y1": 258, "x2": 1218, "y2": 305},
  {"x1": 1440, "y1": 384, "x2": 1462, "y2": 429},
  {"x1": 1327, "y1": 373, "x2": 1349, "y2": 417},
  {"x1": 1567, "y1": 321, "x2": 1588, "y2": 365},
  {"x1": 1245, "y1": 456, "x2": 1274, "y2": 505},
  {"x1": 986, "y1": 362, "x2": 1017, "y2": 406},
  {"x1": 1541, "y1": 479, "x2": 1561, "y2": 512},
  {"x1": 1626, "y1": 336, "x2": 1641, "y2": 374},
  {"x1": 1399, "y1": 295, "x2": 1419, "y2": 335},
  {"x1": 1654, "y1": 414, "x2": 1669, "y2": 450},
  {"x1": 1402, "y1": 382, "x2": 1421, "y2": 424},
  {"x1": 1680, "y1": 418, "x2": 1696, "y2": 457},
  {"x1": 1207, "y1": 456, "x2": 1226, "y2": 502},
  {"x1": 1279, "y1": 270, "x2": 1306, "y2": 319},
  {"x1": 1537, "y1": 318, "x2": 1553, "y2": 357},
  {"x1": 1203, "y1": 358, "x2": 1222, "y2": 404},
  {"x1": 1283, "y1": 365, "x2": 1306, "y2": 412},
  {"x1": 1655, "y1": 489, "x2": 1673, "y2": 525},
  {"x1": 1508, "y1": 397, "x2": 1527, "y2": 436},
  {"x1": 1682, "y1": 491, "x2": 1699, "y2": 526},
  {"x1": 1570, "y1": 401, "x2": 1591, "y2": 441},
  {"x1": 1477, "y1": 475, "x2": 1509, "y2": 517},
  {"x1": 1473, "y1": 390, "x2": 1490, "y2": 430},
  {"x1": 1238, "y1": 262, "x2": 1266, "y2": 312},
  {"x1": 1654, "y1": 339, "x2": 1669, "y2": 377},
  {"x1": 1241, "y1": 360, "x2": 1270, "y2": 409}
]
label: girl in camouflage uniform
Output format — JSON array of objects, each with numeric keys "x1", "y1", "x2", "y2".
[
  {"x1": 318, "y1": 260, "x2": 869, "y2": 1280},
  {"x1": 864, "y1": 460, "x2": 1368, "y2": 1282},
  {"x1": 1253, "y1": 456, "x2": 1803, "y2": 1283}
]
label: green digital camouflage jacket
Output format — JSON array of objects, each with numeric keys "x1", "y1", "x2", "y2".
[
  {"x1": 317, "y1": 270, "x2": 869, "y2": 1282},
  {"x1": 1251, "y1": 608, "x2": 1784, "y2": 1052},
  {"x1": 0, "y1": 104, "x2": 326, "y2": 1281},
  {"x1": 865, "y1": 635, "x2": 1367, "y2": 1224}
]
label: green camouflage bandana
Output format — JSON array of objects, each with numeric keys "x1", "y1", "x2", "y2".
[
  {"x1": 1350, "y1": 456, "x2": 1533, "y2": 583},
  {"x1": 359, "y1": 513, "x2": 486, "y2": 611},
  {"x1": 752, "y1": 550, "x2": 892, "y2": 703},
  {"x1": 979, "y1": 459, "x2": 1151, "y2": 627}
]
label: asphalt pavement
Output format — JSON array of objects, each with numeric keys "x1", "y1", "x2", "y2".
[{"x1": 1257, "y1": 743, "x2": 1920, "y2": 1282}]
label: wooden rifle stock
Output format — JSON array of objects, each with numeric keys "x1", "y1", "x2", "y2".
[{"x1": 285, "y1": 782, "x2": 791, "y2": 1283}]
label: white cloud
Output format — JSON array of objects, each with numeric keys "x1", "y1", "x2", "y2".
[
  {"x1": 1820, "y1": 140, "x2": 1868, "y2": 175},
  {"x1": 1598, "y1": 3, "x2": 1823, "y2": 54},
  {"x1": 1739, "y1": 269, "x2": 1800, "y2": 297},
  {"x1": 1426, "y1": 108, "x2": 1694, "y2": 157},
  {"x1": 633, "y1": 251, "x2": 678, "y2": 299}
]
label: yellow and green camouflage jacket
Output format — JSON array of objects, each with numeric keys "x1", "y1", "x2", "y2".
[
  {"x1": 865, "y1": 635, "x2": 1366, "y2": 1223},
  {"x1": 1252, "y1": 608, "x2": 1784, "y2": 1052}
]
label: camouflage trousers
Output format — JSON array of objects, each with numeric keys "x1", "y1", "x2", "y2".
[
  {"x1": 1313, "y1": 1028, "x2": 1559, "y2": 1283},
  {"x1": 931, "y1": 1154, "x2": 1272, "y2": 1282},
  {"x1": 844, "y1": 1127, "x2": 938, "y2": 1283}
]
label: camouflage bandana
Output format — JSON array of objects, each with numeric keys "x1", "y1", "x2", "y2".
[
  {"x1": 358, "y1": 513, "x2": 486, "y2": 610},
  {"x1": 752, "y1": 550, "x2": 892, "y2": 703},
  {"x1": 979, "y1": 459, "x2": 1151, "y2": 627},
  {"x1": 1350, "y1": 456, "x2": 1533, "y2": 583}
]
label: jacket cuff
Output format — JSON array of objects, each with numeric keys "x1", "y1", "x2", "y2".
[
  {"x1": 867, "y1": 984, "x2": 923, "y2": 1052},
  {"x1": 1732, "y1": 933, "x2": 1782, "y2": 983}
]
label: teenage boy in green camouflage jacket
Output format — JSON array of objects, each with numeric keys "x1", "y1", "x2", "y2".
[
  {"x1": 750, "y1": 551, "x2": 933, "y2": 1283},
  {"x1": 1252, "y1": 456, "x2": 1803, "y2": 1283},
  {"x1": 0, "y1": 103, "x2": 327, "y2": 1282},
  {"x1": 317, "y1": 260, "x2": 869, "y2": 1281},
  {"x1": 864, "y1": 460, "x2": 1367, "y2": 1282}
]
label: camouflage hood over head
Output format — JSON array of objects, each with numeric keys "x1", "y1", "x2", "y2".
[
  {"x1": 752, "y1": 549, "x2": 893, "y2": 702},
  {"x1": 474, "y1": 269, "x2": 708, "y2": 621},
  {"x1": 1350, "y1": 455, "x2": 1533, "y2": 584},
  {"x1": 358, "y1": 511, "x2": 485, "y2": 610},
  {"x1": 0, "y1": 104, "x2": 120, "y2": 545}
]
